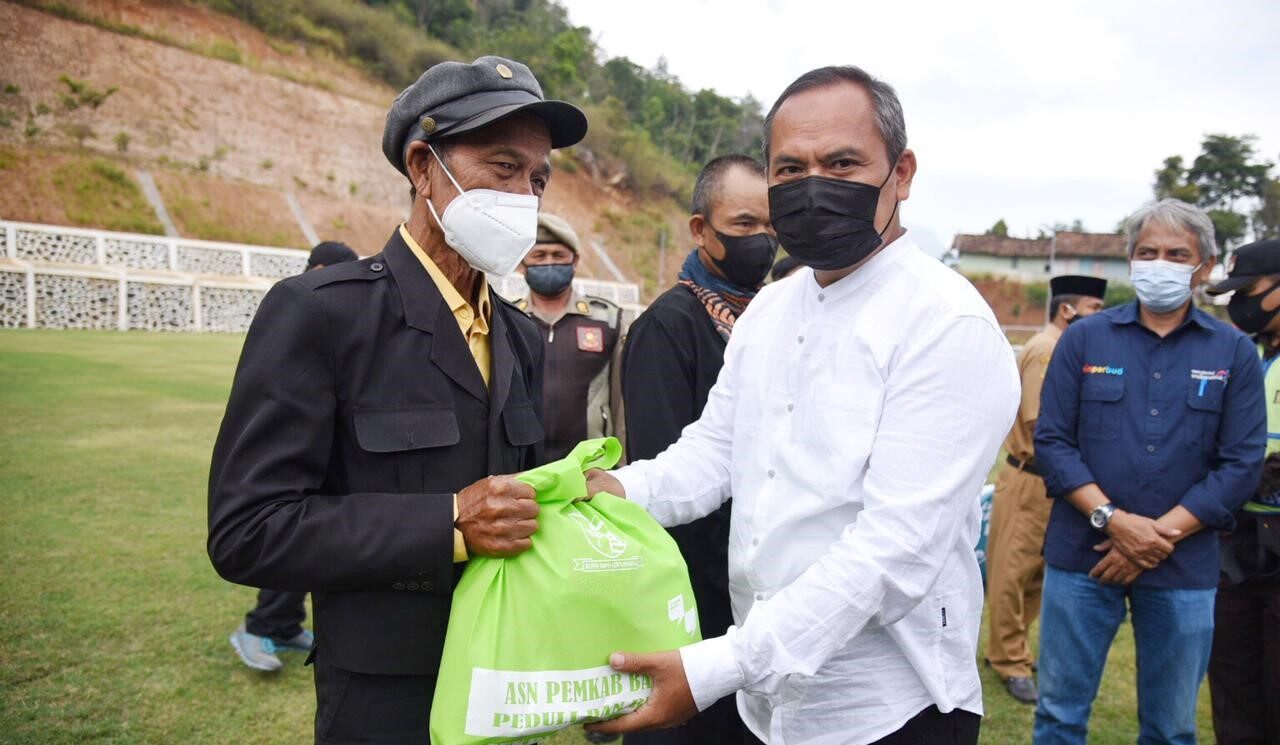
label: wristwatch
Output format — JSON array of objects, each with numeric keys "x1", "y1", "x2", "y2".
[{"x1": 1089, "y1": 503, "x2": 1117, "y2": 531}]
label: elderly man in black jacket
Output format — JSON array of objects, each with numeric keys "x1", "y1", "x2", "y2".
[{"x1": 207, "y1": 56, "x2": 586, "y2": 744}]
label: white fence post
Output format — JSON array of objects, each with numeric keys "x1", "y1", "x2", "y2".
[
  {"x1": 25, "y1": 267, "x2": 36, "y2": 328},
  {"x1": 117, "y1": 277, "x2": 128, "y2": 331},
  {"x1": 241, "y1": 250, "x2": 252, "y2": 277},
  {"x1": 168, "y1": 239, "x2": 178, "y2": 271},
  {"x1": 95, "y1": 234, "x2": 106, "y2": 266},
  {"x1": 5, "y1": 222, "x2": 15, "y2": 260}
]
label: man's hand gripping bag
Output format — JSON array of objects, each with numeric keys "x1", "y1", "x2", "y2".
[{"x1": 430, "y1": 438, "x2": 701, "y2": 744}]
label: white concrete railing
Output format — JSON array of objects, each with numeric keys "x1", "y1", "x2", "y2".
[{"x1": 0, "y1": 220, "x2": 643, "y2": 333}]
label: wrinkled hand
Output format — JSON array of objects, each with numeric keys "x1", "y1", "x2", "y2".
[
  {"x1": 1089, "y1": 540, "x2": 1145, "y2": 585},
  {"x1": 584, "y1": 468, "x2": 626, "y2": 501},
  {"x1": 455, "y1": 476, "x2": 538, "y2": 557},
  {"x1": 1105, "y1": 510, "x2": 1179, "y2": 568},
  {"x1": 584, "y1": 650, "x2": 697, "y2": 735}
]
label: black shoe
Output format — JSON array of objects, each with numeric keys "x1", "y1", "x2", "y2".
[
  {"x1": 1004, "y1": 675, "x2": 1038, "y2": 704},
  {"x1": 585, "y1": 732, "x2": 621, "y2": 743}
]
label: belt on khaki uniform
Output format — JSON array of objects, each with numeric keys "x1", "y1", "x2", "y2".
[{"x1": 1006, "y1": 454, "x2": 1041, "y2": 477}]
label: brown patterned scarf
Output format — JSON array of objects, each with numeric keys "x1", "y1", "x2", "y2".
[{"x1": 676, "y1": 278, "x2": 753, "y2": 342}]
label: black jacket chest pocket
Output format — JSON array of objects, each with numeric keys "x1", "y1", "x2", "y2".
[
  {"x1": 1080, "y1": 376, "x2": 1124, "y2": 441},
  {"x1": 1187, "y1": 379, "x2": 1226, "y2": 450},
  {"x1": 502, "y1": 403, "x2": 544, "y2": 447},
  {"x1": 354, "y1": 406, "x2": 461, "y2": 453}
]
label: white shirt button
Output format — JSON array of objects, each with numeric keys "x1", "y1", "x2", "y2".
[
  {"x1": 786, "y1": 403, "x2": 794, "y2": 412},
  {"x1": 755, "y1": 592, "x2": 764, "y2": 601},
  {"x1": 797, "y1": 335, "x2": 804, "y2": 344},
  {"x1": 767, "y1": 469, "x2": 776, "y2": 478}
]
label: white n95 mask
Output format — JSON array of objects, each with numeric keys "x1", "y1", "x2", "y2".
[{"x1": 424, "y1": 144, "x2": 538, "y2": 276}]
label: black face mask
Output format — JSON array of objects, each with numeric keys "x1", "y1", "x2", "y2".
[
  {"x1": 1228, "y1": 286, "x2": 1280, "y2": 335},
  {"x1": 524, "y1": 262, "x2": 575, "y2": 296},
  {"x1": 768, "y1": 170, "x2": 897, "y2": 271},
  {"x1": 710, "y1": 230, "x2": 779, "y2": 289}
]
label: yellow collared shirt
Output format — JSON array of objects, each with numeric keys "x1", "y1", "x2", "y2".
[
  {"x1": 399, "y1": 225, "x2": 493, "y2": 562},
  {"x1": 399, "y1": 224, "x2": 492, "y2": 387}
]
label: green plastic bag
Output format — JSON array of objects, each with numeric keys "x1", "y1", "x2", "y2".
[{"x1": 429, "y1": 438, "x2": 701, "y2": 744}]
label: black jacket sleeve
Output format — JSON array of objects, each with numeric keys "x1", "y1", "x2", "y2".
[
  {"x1": 621, "y1": 309, "x2": 697, "y2": 462},
  {"x1": 207, "y1": 279, "x2": 454, "y2": 593}
]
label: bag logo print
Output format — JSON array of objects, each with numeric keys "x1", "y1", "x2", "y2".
[
  {"x1": 569, "y1": 512, "x2": 627, "y2": 558},
  {"x1": 568, "y1": 512, "x2": 644, "y2": 573}
]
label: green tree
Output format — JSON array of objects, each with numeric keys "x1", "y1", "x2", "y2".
[
  {"x1": 988, "y1": 218, "x2": 1009, "y2": 237},
  {"x1": 1253, "y1": 177, "x2": 1280, "y2": 240},
  {"x1": 1153, "y1": 134, "x2": 1274, "y2": 248},
  {"x1": 1154, "y1": 156, "x2": 1200, "y2": 202}
]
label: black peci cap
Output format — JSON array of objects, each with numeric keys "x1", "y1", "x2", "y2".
[
  {"x1": 1049, "y1": 274, "x2": 1107, "y2": 299},
  {"x1": 307, "y1": 241, "x2": 358, "y2": 269}
]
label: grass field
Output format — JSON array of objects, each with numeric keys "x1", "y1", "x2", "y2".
[{"x1": 0, "y1": 329, "x2": 1213, "y2": 743}]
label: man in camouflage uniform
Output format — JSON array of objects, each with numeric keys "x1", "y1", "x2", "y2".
[{"x1": 516, "y1": 212, "x2": 624, "y2": 462}]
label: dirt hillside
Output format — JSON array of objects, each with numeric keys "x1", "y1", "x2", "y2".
[{"x1": 0, "y1": 1, "x2": 688, "y2": 292}]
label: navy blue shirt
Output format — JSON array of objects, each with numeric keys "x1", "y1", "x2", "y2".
[{"x1": 1035, "y1": 301, "x2": 1266, "y2": 589}]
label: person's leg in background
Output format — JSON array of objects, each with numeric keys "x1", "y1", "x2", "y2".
[
  {"x1": 231, "y1": 589, "x2": 311, "y2": 671},
  {"x1": 1130, "y1": 582, "x2": 1215, "y2": 745},
  {"x1": 1209, "y1": 581, "x2": 1266, "y2": 745},
  {"x1": 1033, "y1": 565, "x2": 1126, "y2": 745},
  {"x1": 1263, "y1": 583, "x2": 1280, "y2": 743},
  {"x1": 986, "y1": 466, "x2": 1052, "y2": 703}
]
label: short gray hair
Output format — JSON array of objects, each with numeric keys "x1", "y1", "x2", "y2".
[
  {"x1": 1124, "y1": 198, "x2": 1218, "y2": 262},
  {"x1": 762, "y1": 65, "x2": 907, "y2": 166}
]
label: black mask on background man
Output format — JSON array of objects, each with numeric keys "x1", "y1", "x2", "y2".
[
  {"x1": 768, "y1": 167, "x2": 897, "y2": 271},
  {"x1": 525, "y1": 262, "x2": 575, "y2": 296},
  {"x1": 710, "y1": 231, "x2": 779, "y2": 289},
  {"x1": 1228, "y1": 285, "x2": 1280, "y2": 335}
]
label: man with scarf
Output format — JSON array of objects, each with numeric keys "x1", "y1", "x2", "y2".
[
  {"x1": 620, "y1": 153, "x2": 775, "y2": 744},
  {"x1": 585, "y1": 66, "x2": 1018, "y2": 745},
  {"x1": 516, "y1": 212, "x2": 624, "y2": 463}
]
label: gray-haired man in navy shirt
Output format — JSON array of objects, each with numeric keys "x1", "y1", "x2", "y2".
[{"x1": 1033, "y1": 198, "x2": 1266, "y2": 745}]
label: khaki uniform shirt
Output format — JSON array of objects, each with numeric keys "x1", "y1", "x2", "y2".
[{"x1": 1003, "y1": 324, "x2": 1062, "y2": 463}]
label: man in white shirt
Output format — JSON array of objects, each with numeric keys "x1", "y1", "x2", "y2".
[{"x1": 583, "y1": 65, "x2": 1020, "y2": 745}]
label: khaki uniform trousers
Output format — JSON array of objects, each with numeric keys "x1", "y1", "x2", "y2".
[{"x1": 985, "y1": 464, "x2": 1052, "y2": 679}]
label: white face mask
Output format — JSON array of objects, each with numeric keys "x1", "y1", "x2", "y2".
[
  {"x1": 423, "y1": 144, "x2": 539, "y2": 276},
  {"x1": 1130, "y1": 259, "x2": 1201, "y2": 314}
]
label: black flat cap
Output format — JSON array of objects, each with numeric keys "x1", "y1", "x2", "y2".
[
  {"x1": 307, "y1": 241, "x2": 358, "y2": 269},
  {"x1": 382, "y1": 55, "x2": 588, "y2": 178},
  {"x1": 1049, "y1": 274, "x2": 1107, "y2": 299},
  {"x1": 1207, "y1": 238, "x2": 1280, "y2": 295}
]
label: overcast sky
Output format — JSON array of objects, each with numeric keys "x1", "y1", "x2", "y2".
[{"x1": 557, "y1": 0, "x2": 1280, "y2": 257}]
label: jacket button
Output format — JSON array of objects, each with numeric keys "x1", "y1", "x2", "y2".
[
  {"x1": 392, "y1": 582, "x2": 406, "y2": 590},
  {"x1": 407, "y1": 582, "x2": 419, "y2": 591},
  {"x1": 370, "y1": 262, "x2": 384, "y2": 272},
  {"x1": 421, "y1": 581, "x2": 434, "y2": 591}
]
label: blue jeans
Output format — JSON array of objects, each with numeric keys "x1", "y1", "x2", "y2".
[{"x1": 1033, "y1": 565, "x2": 1215, "y2": 745}]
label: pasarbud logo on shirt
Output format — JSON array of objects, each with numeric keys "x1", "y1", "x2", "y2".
[{"x1": 1082, "y1": 364, "x2": 1125, "y2": 375}]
